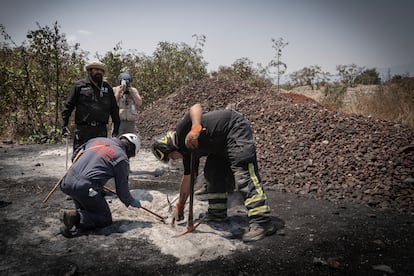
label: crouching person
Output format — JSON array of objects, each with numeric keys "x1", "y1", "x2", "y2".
[
  {"x1": 59, "y1": 133, "x2": 141, "y2": 238},
  {"x1": 151, "y1": 103, "x2": 276, "y2": 242}
]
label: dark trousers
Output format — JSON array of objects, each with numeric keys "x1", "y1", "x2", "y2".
[
  {"x1": 73, "y1": 124, "x2": 107, "y2": 152},
  {"x1": 61, "y1": 170, "x2": 112, "y2": 230},
  {"x1": 225, "y1": 112, "x2": 272, "y2": 225},
  {"x1": 204, "y1": 155, "x2": 234, "y2": 217}
]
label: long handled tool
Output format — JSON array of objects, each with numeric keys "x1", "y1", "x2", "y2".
[
  {"x1": 42, "y1": 149, "x2": 84, "y2": 204},
  {"x1": 103, "y1": 186, "x2": 166, "y2": 223},
  {"x1": 175, "y1": 151, "x2": 204, "y2": 237},
  {"x1": 65, "y1": 135, "x2": 69, "y2": 170}
]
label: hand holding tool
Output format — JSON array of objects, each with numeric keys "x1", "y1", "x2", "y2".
[
  {"x1": 103, "y1": 186, "x2": 166, "y2": 223},
  {"x1": 185, "y1": 124, "x2": 203, "y2": 149}
]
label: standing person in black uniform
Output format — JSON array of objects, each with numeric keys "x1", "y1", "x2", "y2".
[
  {"x1": 151, "y1": 103, "x2": 276, "y2": 242},
  {"x1": 59, "y1": 133, "x2": 141, "y2": 238},
  {"x1": 62, "y1": 60, "x2": 120, "y2": 153}
]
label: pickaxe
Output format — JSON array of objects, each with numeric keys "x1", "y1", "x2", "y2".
[{"x1": 175, "y1": 151, "x2": 204, "y2": 236}]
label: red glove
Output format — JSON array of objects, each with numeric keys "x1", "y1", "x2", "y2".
[{"x1": 185, "y1": 124, "x2": 203, "y2": 149}]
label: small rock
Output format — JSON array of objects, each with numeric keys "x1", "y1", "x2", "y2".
[{"x1": 372, "y1": 264, "x2": 394, "y2": 274}]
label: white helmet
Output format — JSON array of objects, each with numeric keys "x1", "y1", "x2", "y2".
[{"x1": 120, "y1": 133, "x2": 141, "y2": 156}]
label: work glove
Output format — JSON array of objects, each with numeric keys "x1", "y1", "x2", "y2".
[
  {"x1": 185, "y1": 124, "x2": 203, "y2": 149},
  {"x1": 130, "y1": 199, "x2": 141, "y2": 208},
  {"x1": 62, "y1": 126, "x2": 70, "y2": 137},
  {"x1": 172, "y1": 202, "x2": 184, "y2": 223}
]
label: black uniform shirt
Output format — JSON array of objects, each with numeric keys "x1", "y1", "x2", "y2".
[
  {"x1": 175, "y1": 109, "x2": 235, "y2": 174},
  {"x1": 62, "y1": 78, "x2": 120, "y2": 128}
]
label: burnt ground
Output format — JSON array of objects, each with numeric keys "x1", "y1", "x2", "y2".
[
  {"x1": 1, "y1": 77, "x2": 414, "y2": 275},
  {"x1": 0, "y1": 143, "x2": 413, "y2": 275}
]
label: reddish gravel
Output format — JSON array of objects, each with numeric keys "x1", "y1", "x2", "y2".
[{"x1": 137, "y1": 76, "x2": 414, "y2": 213}]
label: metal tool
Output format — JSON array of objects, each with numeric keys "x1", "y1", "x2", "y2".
[
  {"x1": 103, "y1": 186, "x2": 166, "y2": 224},
  {"x1": 175, "y1": 151, "x2": 203, "y2": 236},
  {"x1": 65, "y1": 135, "x2": 69, "y2": 170},
  {"x1": 167, "y1": 194, "x2": 179, "y2": 213}
]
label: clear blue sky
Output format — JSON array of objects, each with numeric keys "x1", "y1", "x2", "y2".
[{"x1": 1, "y1": 0, "x2": 413, "y2": 77}]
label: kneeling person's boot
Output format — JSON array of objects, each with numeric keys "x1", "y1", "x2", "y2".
[
  {"x1": 242, "y1": 221, "x2": 276, "y2": 242},
  {"x1": 60, "y1": 209, "x2": 80, "y2": 230}
]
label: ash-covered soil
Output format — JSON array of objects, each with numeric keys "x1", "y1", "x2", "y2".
[{"x1": 1, "y1": 76, "x2": 413, "y2": 275}]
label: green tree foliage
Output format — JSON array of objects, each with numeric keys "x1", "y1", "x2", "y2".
[
  {"x1": 354, "y1": 68, "x2": 381, "y2": 85},
  {"x1": 0, "y1": 26, "x2": 208, "y2": 141},
  {"x1": 99, "y1": 35, "x2": 208, "y2": 107},
  {"x1": 336, "y1": 63, "x2": 364, "y2": 87},
  {"x1": 213, "y1": 58, "x2": 273, "y2": 89},
  {"x1": 1, "y1": 22, "x2": 87, "y2": 142},
  {"x1": 135, "y1": 37, "x2": 208, "y2": 106},
  {"x1": 289, "y1": 65, "x2": 331, "y2": 89}
]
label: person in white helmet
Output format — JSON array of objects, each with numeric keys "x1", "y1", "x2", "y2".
[
  {"x1": 113, "y1": 72, "x2": 142, "y2": 135},
  {"x1": 62, "y1": 60, "x2": 120, "y2": 152},
  {"x1": 59, "y1": 133, "x2": 141, "y2": 238}
]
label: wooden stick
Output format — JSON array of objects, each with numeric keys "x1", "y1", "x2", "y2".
[
  {"x1": 188, "y1": 151, "x2": 196, "y2": 228},
  {"x1": 103, "y1": 185, "x2": 116, "y2": 195}
]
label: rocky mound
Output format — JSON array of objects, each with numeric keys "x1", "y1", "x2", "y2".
[{"x1": 136, "y1": 77, "x2": 414, "y2": 213}]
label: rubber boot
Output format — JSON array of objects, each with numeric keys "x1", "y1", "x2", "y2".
[{"x1": 60, "y1": 209, "x2": 80, "y2": 229}]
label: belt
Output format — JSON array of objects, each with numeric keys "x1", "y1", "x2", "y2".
[{"x1": 78, "y1": 121, "x2": 105, "y2": 127}]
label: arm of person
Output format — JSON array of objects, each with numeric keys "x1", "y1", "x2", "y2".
[
  {"x1": 130, "y1": 87, "x2": 142, "y2": 107},
  {"x1": 113, "y1": 160, "x2": 135, "y2": 206},
  {"x1": 177, "y1": 153, "x2": 199, "y2": 206},
  {"x1": 185, "y1": 103, "x2": 204, "y2": 149},
  {"x1": 188, "y1": 103, "x2": 203, "y2": 126},
  {"x1": 113, "y1": 85, "x2": 122, "y2": 101},
  {"x1": 62, "y1": 84, "x2": 78, "y2": 127},
  {"x1": 109, "y1": 87, "x2": 120, "y2": 136},
  {"x1": 177, "y1": 174, "x2": 191, "y2": 206}
]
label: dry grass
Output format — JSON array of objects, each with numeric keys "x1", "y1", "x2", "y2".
[
  {"x1": 293, "y1": 80, "x2": 414, "y2": 129},
  {"x1": 347, "y1": 83, "x2": 414, "y2": 128}
]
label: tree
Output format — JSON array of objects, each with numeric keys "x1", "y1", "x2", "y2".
[
  {"x1": 268, "y1": 37, "x2": 288, "y2": 91},
  {"x1": 354, "y1": 68, "x2": 381, "y2": 85},
  {"x1": 136, "y1": 38, "x2": 208, "y2": 106},
  {"x1": 214, "y1": 58, "x2": 272, "y2": 89},
  {"x1": 289, "y1": 65, "x2": 330, "y2": 89},
  {"x1": 336, "y1": 63, "x2": 365, "y2": 87},
  {"x1": 0, "y1": 22, "x2": 86, "y2": 141}
]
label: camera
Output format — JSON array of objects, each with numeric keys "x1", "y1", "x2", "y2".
[{"x1": 121, "y1": 79, "x2": 129, "y2": 94}]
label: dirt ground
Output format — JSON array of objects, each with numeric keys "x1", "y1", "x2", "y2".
[{"x1": 0, "y1": 142, "x2": 413, "y2": 275}]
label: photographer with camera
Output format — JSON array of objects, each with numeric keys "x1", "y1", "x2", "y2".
[{"x1": 113, "y1": 72, "x2": 142, "y2": 136}]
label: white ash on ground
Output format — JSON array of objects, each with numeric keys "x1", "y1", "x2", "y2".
[{"x1": 104, "y1": 189, "x2": 250, "y2": 265}]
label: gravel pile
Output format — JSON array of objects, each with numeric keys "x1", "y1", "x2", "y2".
[{"x1": 136, "y1": 77, "x2": 414, "y2": 213}]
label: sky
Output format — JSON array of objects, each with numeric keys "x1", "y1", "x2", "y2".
[{"x1": 1, "y1": 0, "x2": 414, "y2": 78}]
